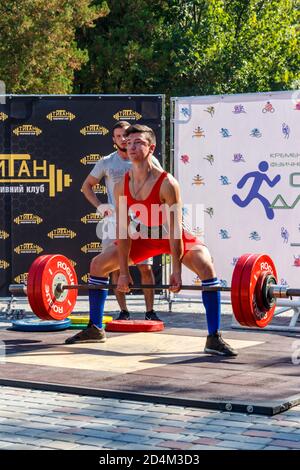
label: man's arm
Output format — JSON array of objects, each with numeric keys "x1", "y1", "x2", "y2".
[
  {"x1": 161, "y1": 175, "x2": 184, "y2": 291},
  {"x1": 81, "y1": 160, "x2": 113, "y2": 215},
  {"x1": 114, "y1": 179, "x2": 133, "y2": 291},
  {"x1": 81, "y1": 174, "x2": 102, "y2": 210}
]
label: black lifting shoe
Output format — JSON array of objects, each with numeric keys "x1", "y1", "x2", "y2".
[
  {"x1": 204, "y1": 332, "x2": 238, "y2": 357},
  {"x1": 65, "y1": 321, "x2": 106, "y2": 344},
  {"x1": 145, "y1": 310, "x2": 162, "y2": 321},
  {"x1": 116, "y1": 310, "x2": 130, "y2": 320}
]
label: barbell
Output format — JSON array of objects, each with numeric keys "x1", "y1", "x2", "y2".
[{"x1": 8, "y1": 253, "x2": 300, "y2": 327}]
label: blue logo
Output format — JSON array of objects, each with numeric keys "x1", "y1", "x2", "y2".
[
  {"x1": 220, "y1": 128, "x2": 231, "y2": 138},
  {"x1": 220, "y1": 176, "x2": 231, "y2": 185},
  {"x1": 233, "y1": 104, "x2": 246, "y2": 114},
  {"x1": 281, "y1": 227, "x2": 289, "y2": 243},
  {"x1": 232, "y1": 161, "x2": 281, "y2": 220},
  {"x1": 220, "y1": 229, "x2": 230, "y2": 239},
  {"x1": 282, "y1": 123, "x2": 290, "y2": 139},
  {"x1": 249, "y1": 231, "x2": 261, "y2": 241},
  {"x1": 250, "y1": 128, "x2": 262, "y2": 138},
  {"x1": 181, "y1": 107, "x2": 190, "y2": 118}
]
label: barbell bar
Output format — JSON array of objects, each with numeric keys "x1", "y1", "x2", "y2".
[
  {"x1": 9, "y1": 283, "x2": 300, "y2": 297},
  {"x1": 9, "y1": 283, "x2": 232, "y2": 294},
  {"x1": 7, "y1": 253, "x2": 300, "y2": 327}
]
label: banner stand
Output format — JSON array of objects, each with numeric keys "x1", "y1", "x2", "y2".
[{"x1": 168, "y1": 90, "x2": 300, "y2": 333}]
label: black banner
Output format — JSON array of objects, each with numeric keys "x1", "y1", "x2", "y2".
[{"x1": 0, "y1": 95, "x2": 165, "y2": 297}]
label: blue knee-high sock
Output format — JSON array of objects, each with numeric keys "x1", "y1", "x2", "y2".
[
  {"x1": 89, "y1": 275, "x2": 108, "y2": 328},
  {"x1": 202, "y1": 277, "x2": 221, "y2": 335}
]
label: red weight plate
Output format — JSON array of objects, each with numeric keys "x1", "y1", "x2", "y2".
[
  {"x1": 255, "y1": 272, "x2": 270, "y2": 313},
  {"x1": 27, "y1": 255, "x2": 52, "y2": 319},
  {"x1": 33, "y1": 255, "x2": 56, "y2": 320},
  {"x1": 239, "y1": 254, "x2": 262, "y2": 327},
  {"x1": 34, "y1": 254, "x2": 78, "y2": 320},
  {"x1": 231, "y1": 253, "x2": 255, "y2": 327},
  {"x1": 106, "y1": 320, "x2": 165, "y2": 333},
  {"x1": 240, "y1": 254, "x2": 278, "y2": 328}
]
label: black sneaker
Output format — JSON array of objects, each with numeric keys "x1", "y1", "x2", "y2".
[
  {"x1": 145, "y1": 310, "x2": 162, "y2": 321},
  {"x1": 65, "y1": 322, "x2": 106, "y2": 344},
  {"x1": 116, "y1": 310, "x2": 130, "y2": 320},
  {"x1": 204, "y1": 332, "x2": 238, "y2": 357}
]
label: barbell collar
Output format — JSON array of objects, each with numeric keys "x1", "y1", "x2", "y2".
[
  {"x1": 8, "y1": 284, "x2": 27, "y2": 296},
  {"x1": 269, "y1": 285, "x2": 300, "y2": 299}
]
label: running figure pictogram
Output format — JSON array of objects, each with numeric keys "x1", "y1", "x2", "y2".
[{"x1": 232, "y1": 161, "x2": 281, "y2": 220}]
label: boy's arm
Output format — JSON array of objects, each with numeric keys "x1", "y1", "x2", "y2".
[
  {"x1": 161, "y1": 176, "x2": 184, "y2": 292},
  {"x1": 114, "y1": 179, "x2": 133, "y2": 291}
]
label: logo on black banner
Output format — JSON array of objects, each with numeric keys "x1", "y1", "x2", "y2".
[
  {"x1": 80, "y1": 154, "x2": 103, "y2": 165},
  {"x1": 14, "y1": 214, "x2": 43, "y2": 225},
  {"x1": 14, "y1": 273, "x2": 28, "y2": 284},
  {"x1": 48, "y1": 228, "x2": 77, "y2": 239},
  {"x1": 46, "y1": 110, "x2": 75, "y2": 121},
  {"x1": 81, "y1": 242, "x2": 102, "y2": 254},
  {"x1": 0, "y1": 260, "x2": 9, "y2": 269},
  {"x1": 80, "y1": 124, "x2": 109, "y2": 136},
  {"x1": 92, "y1": 184, "x2": 107, "y2": 194},
  {"x1": 113, "y1": 109, "x2": 142, "y2": 121},
  {"x1": 0, "y1": 230, "x2": 9, "y2": 239},
  {"x1": 81, "y1": 213, "x2": 103, "y2": 224},
  {"x1": 0, "y1": 154, "x2": 72, "y2": 198},
  {"x1": 0, "y1": 112, "x2": 8, "y2": 122},
  {"x1": 13, "y1": 125, "x2": 42, "y2": 136},
  {"x1": 14, "y1": 243, "x2": 43, "y2": 255}
]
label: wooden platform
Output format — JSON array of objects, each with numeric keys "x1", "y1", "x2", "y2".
[{"x1": 1, "y1": 312, "x2": 300, "y2": 415}]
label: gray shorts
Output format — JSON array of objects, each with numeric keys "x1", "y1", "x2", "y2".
[{"x1": 101, "y1": 237, "x2": 153, "y2": 265}]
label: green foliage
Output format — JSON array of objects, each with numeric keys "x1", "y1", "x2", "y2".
[
  {"x1": 1, "y1": 0, "x2": 299, "y2": 97},
  {"x1": 75, "y1": 0, "x2": 300, "y2": 96},
  {"x1": 0, "y1": 0, "x2": 109, "y2": 93}
]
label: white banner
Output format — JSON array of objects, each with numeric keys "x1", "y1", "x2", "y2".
[{"x1": 173, "y1": 90, "x2": 300, "y2": 298}]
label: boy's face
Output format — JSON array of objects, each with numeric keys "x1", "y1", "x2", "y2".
[{"x1": 126, "y1": 132, "x2": 155, "y2": 162}]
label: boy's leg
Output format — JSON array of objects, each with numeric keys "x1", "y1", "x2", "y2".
[
  {"x1": 65, "y1": 245, "x2": 120, "y2": 344},
  {"x1": 112, "y1": 269, "x2": 130, "y2": 319},
  {"x1": 137, "y1": 261, "x2": 163, "y2": 321},
  {"x1": 182, "y1": 245, "x2": 237, "y2": 357}
]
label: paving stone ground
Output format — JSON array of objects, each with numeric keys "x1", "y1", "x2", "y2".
[{"x1": 0, "y1": 385, "x2": 300, "y2": 450}]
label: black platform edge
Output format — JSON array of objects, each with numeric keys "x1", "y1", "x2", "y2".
[{"x1": 1, "y1": 378, "x2": 300, "y2": 416}]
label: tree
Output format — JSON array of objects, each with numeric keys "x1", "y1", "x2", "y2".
[
  {"x1": 0, "y1": 0, "x2": 109, "y2": 93},
  {"x1": 74, "y1": 0, "x2": 166, "y2": 93},
  {"x1": 75, "y1": 0, "x2": 300, "y2": 96}
]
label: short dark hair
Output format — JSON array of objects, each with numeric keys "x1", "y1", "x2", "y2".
[
  {"x1": 124, "y1": 124, "x2": 156, "y2": 145},
  {"x1": 112, "y1": 121, "x2": 130, "y2": 136}
]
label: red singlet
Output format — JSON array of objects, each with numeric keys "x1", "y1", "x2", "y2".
[{"x1": 123, "y1": 171, "x2": 202, "y2": 264}]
